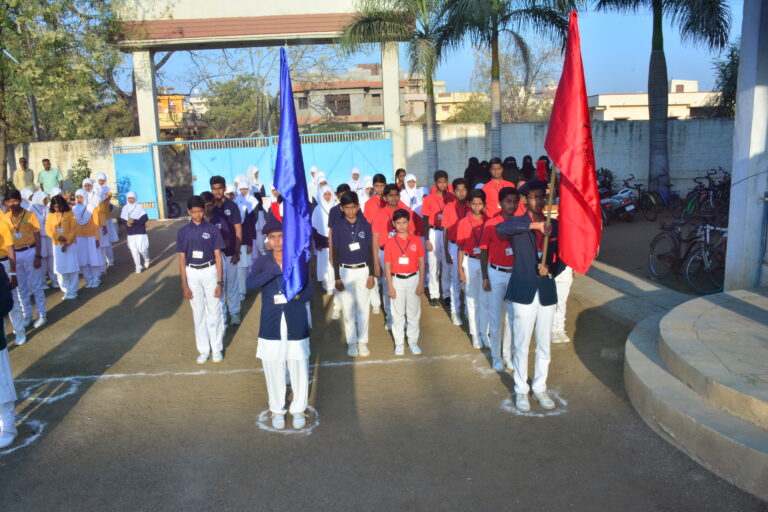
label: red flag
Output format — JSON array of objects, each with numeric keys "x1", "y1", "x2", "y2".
[{"x1": 544, "y1": 11, "x2": 601, "y2": 274}]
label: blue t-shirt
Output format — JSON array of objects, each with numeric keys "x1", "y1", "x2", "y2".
[
  {"x1": 214, "y1": 199, "x2": 242, "y2": 226},
  {"x1": 331, "y1": 215, "x2": 372, "y2": 265},
  {"x1": 176, "y1": 220, "x2": 225, "y2": 265}
]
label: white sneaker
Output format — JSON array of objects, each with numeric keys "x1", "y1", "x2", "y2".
[
  {"x1": 357, "y1": 343, "x2": 370, "y2": 357},
  {"x1": 347, "y1": 344, "x2": 358, "y2": 357},
  {"x1": 135, "y1": 267, "x2": 142, "y2": 274},
  {"x1": 409, "y1": 343, "x2": 422, "y2": 355},
  {"x1": 515, "y1": 393, "x2": 531, "y2": 412},
  {"x1": 372, "y1": 307, "x2": 381, "y2": 314},
  {"x1": 0, "y1": 431, "x2": 16, "y2": 449},
  {"x1": 471, "y1": 335, "x2": 481, "y2": 349},
  {"x1": 196, "y1": 353, "x2": 209, "y2": 364},
  {"x1": 33, "y1": 316, "x2": 46, "y2": 329},
  {"x1": 143, "y1": 260, "x2": 150, "y2": 270},
  {"x1": 271, "y1": 414, "x2": 285, "y2": 430},
  {"x1": 292, "y1": 413, "x2": 306, "y2": 430},
  {"x1": 451, "y1": 311, "x2": 462, "y2": 326},
  {"x1": 230, "y1": 313, "x2": 241, "y2": 325},
  {"x1": 15, "y1": 337, "x2": 26, "y2": 346},
  {"x1": 534, "y1": 391, "x2": 556, "y2": 410},
  {"x1": 384, "y1": 321, "x2": 392, "y2": 330},
  {"x1": 212, "y1": 352, "x2": 223, "y2": 363},
  {"x1": 492, "y1": 360, "x2": 504, "y2": 372},
  {"x1": 552, "y1": 332, "x2": 571, "y2": 343},
  {"x1": 394, "y1": 345, "x2": 405, "y2": 356},
  {"x1": 331, "y1": 309, "x2": 340, "y2": 320}
]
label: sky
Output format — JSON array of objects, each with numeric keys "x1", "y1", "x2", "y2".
[{"x1": 156, "y1": 2, "x2": 744, "y2": 97}]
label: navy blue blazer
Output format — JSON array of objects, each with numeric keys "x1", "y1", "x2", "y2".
[
  {"x1": 246, "y1": 252, "x2": 313, "y2": 341},
  {"x1": 0, "y1": 265, "x2": 14, "y2": 351},
  {"x1": 495, "y1": 214, "x2": 564, "y2": 306}
]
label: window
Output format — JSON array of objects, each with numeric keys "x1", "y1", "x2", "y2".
[
  {"x1": 442, "y1": 105, "x2": 450, "y2": 112},
  {"x1": 372, "y1": 93, "x2": 381, "y2": 107},
  {"x1": 675, "y1": 84, "x2": 684, "y2": 93},
  {"x1": 325, "y1": 94, "x2": 351, "y2": 116},
  {"x1": 297, "y1": 97, "x2": 308, "y2": 110},
  {"x1": 168, "y1": 100, "x2": 177, "y2": 112}
]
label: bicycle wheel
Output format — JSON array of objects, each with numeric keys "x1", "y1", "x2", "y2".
[
  {"x1": 648, "y1": 231, "x2": 678, "y2": 279},
  {"x1": 650, "y1": 191, "x2": 665, "y2": 214},
  {"x1": 168, "y1": 201, "x2": 181, "y2": 219},
  {"x1": 640, "y1": 194, "x2": 657, "y2": 221},
  {"x1": 684, "y1": 246, "x2": 725, "y2": 294}
]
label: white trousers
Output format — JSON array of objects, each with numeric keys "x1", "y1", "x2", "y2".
[
  {"x1": 446, "y1": 242, "x2": 461, "y2": 313},
  {"x1": 391, "y1": 273, "x2": 420, "y2": 347},
  {"x1": 127, "y1": 234, "x2": 150, "y2": 270},
  {"x1": 487, "y1": 267, "x2": 514, "y2": 364},
  {"x1": 512, "y1": 292, "x2": 555, "y2": 394},
  {"x1": 80, "y1": 265, "x2": 100, "y2": 286},
  {"x1": 316, "y1": 247, "x2": 335, "y2": 294},
  {"x1": 368, "y1": 274, "x2": 381, "y2": 310},
  {"x1": 339, "y1": 266, "x2": 371, "y2": 345},
  {"x1": 220, "y1": 255, "x2": 240, "y2": 316},
  {"x1": 0, "y1": 401, "x2": 15, "y2": 437},
  {"x1": 188, "y1": 265, "x2": 224, "y2": 355},
  {"x1": 57, "y1": 272, "x2": 79, "y2": 298},
  {"x1": 16, "y1": 249, "x2": 45, "y2": 318},
  {"x1": 553, "y1": 266, "x2": 573, "y2": 334},
  {"x1": 259, "y1": 314, "x2": 309, "y2": 415},
  {"x1": 2, "y1": 261, "x2": 25, "y2": 343},
  {"x1": 237, "y1": 246, "x2": 251, "y2": 297},
  {"x1": 427, "y1": 229, "x2": 450, "y2": 300},
  {"x1": 378, "y1": 249, "x2": 392, "y2": 321},
  {"x1": 462, "y1": 256, "x2": 487, "y2": 337},
  {"x1": 0, "y1": 347, "x2": 17, "y2": 404}
]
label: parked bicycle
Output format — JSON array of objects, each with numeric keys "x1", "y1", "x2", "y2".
[{"x1": 623, "y1": 174, "x2": 658, "y2": 221}]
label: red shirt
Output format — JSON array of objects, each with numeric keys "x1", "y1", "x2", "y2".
[
  {"x1": 430, "y1": 184, "x2": 454, "y2": 195},
  {"x1": 372, "y1": 202, "x2": 423, "y2": 248},
  {"x1": 421, "y1": 191, "x2": 453, "y2": 228},
  {"x1": 480, "y1": 214, "x2": 514, "y2": 267},
  {"x1": 442, "y1": 200, "x2": 470, "y2": 242},
  {"x1": 384, "y1": 233, "x2": 424, "y2": 274},
  {"x1": 482, "y1": 179, "x2": 516, "y2": 216},
  {"x1": 456, "y1": 214, "x2": 488, "y2": 257},
  {"x1": 364, "y1": 195, "x2": 385, "y2": 223}
]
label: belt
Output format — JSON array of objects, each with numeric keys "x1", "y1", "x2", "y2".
[
  {"x1": 431, "y1": 226, "x2": 445, "y2": 231},
  {"x1": 341, "y1": 263, "x2": 367, "y2": 269},
  {"x1": 465, "y1": 254, "x2": 479, "y2": 259},
  {"x1": 394, "y1": 272, "x2": 417, "y2": 279},
  {"x1": 448, "y1": 240, "x2": 457, "y2": 245},
  {"x1": 15, "y1": 244, "x2": 35, "y2": 253},
  {"x1": 0, "y1": 256, "x2": 7, "y2": 262},
  {"x1": 188, "y1": 260, "x2": 215, "y2": 269},
  {"x1": 490, "y1": 263, "x2": 513, "y2": 272}
]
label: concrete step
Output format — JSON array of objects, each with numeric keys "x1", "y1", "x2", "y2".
[
  {"x1": 625, "y1": 314, "x2": 768, "y2": 501},
  {"x1": 658, "y1": 289, "x2": 768, "y2": 430}
]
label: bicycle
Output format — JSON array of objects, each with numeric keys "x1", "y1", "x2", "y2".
[
  {"x1": 623, "y1": 174, "x2": 657, "y2": 221},
  {"x1": 683, "y1": 226, "x2": 727, "y2": 294},
  {"x1": 648, "y1": 220, "x2": 699, "y2": 279},
  {"x1": 648, "y1": 170, "x2": 682, "y2": 216}
]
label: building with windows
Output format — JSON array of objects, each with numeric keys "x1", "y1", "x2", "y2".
[{"x1": 588, "y1": 80, "x2": 721, "y2": 121}]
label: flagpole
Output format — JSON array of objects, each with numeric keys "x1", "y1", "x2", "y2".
[{"x1": 540, "y1": 165, "x2": 558, "y2": 275}]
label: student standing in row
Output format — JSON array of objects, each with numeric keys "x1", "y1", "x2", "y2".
[
  {"x1": 495, "y1": 180, "x2": 564, "y2": 412},
  {"x1": 120, "y1": 192, "x2": 150, "y2": 274},
  {"x1": 441, "y1": 178, "x2": 470, "y2": 326},
  {"x1": 480, "y1": 187, "x2": 519, "y2": 371},
  {"x1": 209, "y1": 176, "x2": 242, "y2": 325},
  {"x1": 326, "y1": 184, "x2": 354, "y2": 321},
  {"x1": 363, "y1": 174, "x2": 386, "y2": 315},
  {"x1": 384, "y1": 209, "x2": 425, "y2": 356},
  {"x1": 2, "y1": 189, "x2": 46, "y2": 329},
  {"x1": 311, "y1": 185, "x2": 337, "y2": 298},
  {"x1": 457, "y1": 189, "x2": 489, "y2": 349},
  {"x1": 177, "y1": 196, "x2": 225, "y2": 364},
  {"x1": 331, "y1": 192, "x2": 375, "y2": 357},
  {"x1": 0, "y1": 263, "x2": 17, "y2": 448},
  {"x1": 29, "y1": 191, "x2": 55, "y2": 289},
  {"x1": 482, "y1": 157, "x2": 516, "y2": 217},
  {"x1": 46, "y1": 196, "x2": 79, "y2": 300},
  {"x1": 247, "y1": 217, "x2": 313, "y2": 430},
  {"x1": 234, "y1": 176, "x2": 257, "y2": 300},
  {"x1": 73, "y1": 189, "x2": 102, "y2": 289},
  {"x1": 0, "y1": 213, "x2": 24, "y2": 345},
  {"x1": 421, "y1": 170, "x2": 453, "y2": 309}
]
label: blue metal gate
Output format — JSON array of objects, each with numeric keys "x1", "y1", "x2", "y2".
[{"x1": 113, "y1": 145, "x2": 159, "y2": 220}]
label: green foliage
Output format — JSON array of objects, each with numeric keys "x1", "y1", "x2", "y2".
[
  {"x1": 445, "y1": 93, "x2": 490, "y2": 123},
  {"x1": 597, "y1": 167, "x2": 615, "y2": 189},
  {"x1": 301, "y1": 121, "x2": 367, "y2": 134},
  {"x1": 69, "y1": 156, "x2": 92, "y2": 192},
  {"x1": 202, "y1": 75, "x2": 279, "y2": 139},
  {"x1": 708, "y1": 39, "x2": 739, "y2": 118}
]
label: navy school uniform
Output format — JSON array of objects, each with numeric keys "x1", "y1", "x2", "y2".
[
  {"x1": 176, "y1": 220, "x2": 225, "y2": 265},
  {"x1": 122, "y1": 213, "x2": 149, "y2": 235},
  {"x1": 210, "y1": 212, "x2": 236, "y2": 258},
  {"x1": 331, "y1": 215, "x2": 374, "y2": 278},
  {"x1": 214, "y1": 198, "x2": 242, "y2": 228}
]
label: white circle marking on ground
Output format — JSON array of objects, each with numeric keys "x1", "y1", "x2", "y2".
[{"x1": 256, "y1": 406, "x2": 319, "y2": 436}]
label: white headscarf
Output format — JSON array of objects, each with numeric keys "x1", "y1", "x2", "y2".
[
  {"x1": 30, "y1": 191, "x2": 49, "y2": 230},
  {"x1": 311, "y1": 185, "x2": 337, "y2": 237},
  {"x1": 82, "y1": 178, "x2": 100, "y2": 208},
  {"x1": 348, "y1": 168, "x2": 363, "y2": 195},
  {"x1": 308, "y1": 166, "x2": 322, "y2": 202},
  {"x1": 120, "y1": 191, "x2": 147, "y2": 221},
  {"x1": 234, "y1": 175, "x2": 258, "y2": 216},
  {"x1": 94, "y1": 172, "x2": 111, "y2": 202},
  {"x1": 314, "y1": 173, "x2": 329, "y2": 204},
  {"x1": 401, "y1": 173, "x2": 422, "y2": 209},
  {"x1": 20, "y1": 188, "x2": 33, "y2": 210},
  {"x1": 49, "y1": 186, "x2": 63, "y2": 197},
  {"x1": 361, "y1": 175, "x2": 374, "y2": 203},
  {"x1": 73, "y1": 189, "x2": 95, "y2": 226},
  {"x1": 248, "y1": 166, "x2": 263, "y2": 192}
]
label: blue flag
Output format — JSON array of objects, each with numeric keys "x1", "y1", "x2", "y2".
[{"x1": 274, "y1": 48, "x2": 312, "y2": 299}]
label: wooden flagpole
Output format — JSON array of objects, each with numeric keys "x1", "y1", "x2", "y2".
[{"x1": 540, "y1": 165, "x2": 558, "y2": 275}]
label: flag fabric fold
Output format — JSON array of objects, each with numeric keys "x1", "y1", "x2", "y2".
[
  {"x1": 274, "y1": 48, "x2": 312, "y2": 298},
  {"x1": 544, "y1": 11, "x2": 601, "y2": 274}
]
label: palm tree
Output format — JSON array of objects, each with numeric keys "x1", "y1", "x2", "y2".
[
  {"x1": 339, "y1": 0, "x2": 448, "y2": 175},
  {"x1": 596, "y1": 0, "x2": 731, "y2": 189},
  {"x1": 442, "y1": 0, "x2": 573, "y2": 158}
]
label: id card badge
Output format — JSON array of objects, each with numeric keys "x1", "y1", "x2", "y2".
[
  {"x1": 389, "y1": 231, "x2": 396, "y2": 238},
  {"x1": 505, "y1": 248, "x2": 514, "y2": 256},
  {"x1": 436, "y1": 213, "x2": 442, "y2": 222},
  {"x1": 349, "y1": 242, "x2": 360, "y2": 251},
  {"x1": 13, "y1": 233, "x2": 22, "y2": 239},
  {"x1": 274, "y1": 293, "x2": 287, "y2": 305},
  {"x1": 537, "y1": 251, "x2": 543, "y2": 260},
  {"x1": 472, "y1": 247, "x2": 481, "y2": 255},
  {"x1": 56, "y1": 228, "x2": 65, "y2": 234},
  {"x1": 398, "y1": 256, "x2": 409, "y2": 265},
  {"x1": 192, "y1": 250, "x2": 203, "y2": 259}
]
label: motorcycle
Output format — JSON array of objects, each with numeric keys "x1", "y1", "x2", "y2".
[
  {"x1": 166, "y1": 186, "x2": 181, "y2": 219},
  {"x1": 599, "y1": 178, "x2": 637, "y2": 225}
]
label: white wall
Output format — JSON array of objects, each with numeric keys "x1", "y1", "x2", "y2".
[{"x1": 402, "y1": 119, "x2": 735, "y2": 190}]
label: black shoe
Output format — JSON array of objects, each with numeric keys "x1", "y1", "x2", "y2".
[
  {"x1": 428, "y1": 298, "x2": 440, "y2": 308},
  {"x1": 442, "y1": 297, "x2": 451, "y2": 308}
]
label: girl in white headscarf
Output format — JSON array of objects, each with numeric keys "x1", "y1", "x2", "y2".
[
  {"x1": 311, "y1": 185, "x2": 338, "y2": 295},
  {"x1": 267, "y1": 183, "x2": 283, "y2": 220},
  {"x1": 361, "y1": 175, "x2": 374, "y2": 205},
  {"x1": 45, "y1": 195, "x2": 79, "y2": 299},
  {"x1": 120, "y1": 191, "x2": 150, "y2": 274},
  {"x1": 82, "y1": 177, "x2": 108, "y2": 272},
  {"x1": 307, "y1": 166, "x2": 320, "y2": 204},
  {"x1": 234, "y1": 175, "x2": 257, "y2": 299},
  {"x1": 348, "y1": 168, "x2": 364, "y2": 196},
  {"x1": 401, "y1": 173, "x2": 423, "y2": 210},
  {"x1": 19, "y1": 188, "x2": 33, "y2": 210},
  {"x1": 30, "y1": 191, "x2": 56, "y2": 289},
  {"x1": 73, "y1": 189, "x2": 102, "y2": 288},
  {"x1": 94, "y1": 173, "x2": 118, "y2": 267},
  {"x1": 248, "y1": 166, "x2": 265, "y2": 197},
  {"x1": 313, "y1": 173, "x2": 328, "y2": 203}
]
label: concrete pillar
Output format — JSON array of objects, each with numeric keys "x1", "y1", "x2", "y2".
[
  {"x1": 725, "y1": 0, "x2": 768, "y2": 290},
  {"x1": 132, "y1": 50, "x2": 167, "y2": 219},
  {"x1": 381, "y1": 42, "x2": 405, "y2": 173}
]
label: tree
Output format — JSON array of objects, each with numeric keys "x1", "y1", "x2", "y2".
[
  {"x1": 339, "y1": 0, "x2": 450, "y2": 175},
  {"x1": 445, "y1": 93, "x2": 490, "y2": 123},
  {"x1": 442, "y1": 0, "x2": 572, "y2": 157},
  {"x1": 202, "y1": 75, "x2": 279, "y2": 139},
  {"x1": 596, "y1": 0, "x2": 731, "y2": 189},
  {"x1": 708, "y1": 38, "x2": 739, "y2": 118},
  {"x1": 471, "y1": 38, "x2": 560, "y2": 122}
]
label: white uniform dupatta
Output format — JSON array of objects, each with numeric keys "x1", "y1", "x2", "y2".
[
  {"x1": 73, "y1": 190, "x2": 95, "y2": 226},
  {"x1": 120, "y1": 192, "x2": 147, "y2": 221},
  {"x1": 311, "y1": 185, "x2": 337, "y2": 237}
]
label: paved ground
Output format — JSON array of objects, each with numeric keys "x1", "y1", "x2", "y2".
[{"x1": 0, "y1": 219, "x2": 765, "y2": 511}]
